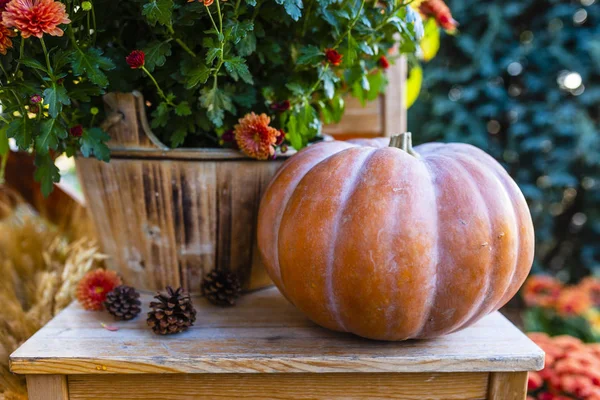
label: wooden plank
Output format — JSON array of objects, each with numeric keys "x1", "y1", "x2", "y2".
[
  {"x1": 384, "y1": 56, "x2": 407, "y2": 136},
  {"x1": 487, "y1": 372, "x2": 528, "y2": 400},
  {"x1": 68, "y1": 373, "x2": 489, "y2": 400},
  {"x1": 10, "y1": 288, "x2": 545, "y2": 375},
  {"x1": 26, "y1": 375, "x2": 69, "y2": 400}
]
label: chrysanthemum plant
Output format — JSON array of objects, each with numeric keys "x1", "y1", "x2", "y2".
[{"x1": 0, "y1": 0, "x2": 424, "y2": 195}]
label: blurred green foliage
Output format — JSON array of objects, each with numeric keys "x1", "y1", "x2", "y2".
[{"x1": 409, "y1": 0, "x2": 600, "y2": 281}]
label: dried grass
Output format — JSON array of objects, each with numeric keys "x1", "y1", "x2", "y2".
[{"x1": 0, "y1": 187, "x2": 106, "y2": 399}]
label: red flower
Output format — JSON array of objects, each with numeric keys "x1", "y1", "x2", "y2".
[
  {"x1": 234, "y1": 112, "x2": 279, "y2": 160},
  {"x1": 528, "y1": 371, "x2": 543, "y2": 391},
  {"x1": 379, "y1": 55, "x2": 390, "y2": 70},
  {"x1": 30, "y1": 94, "x2": 42, "y2": 103},
  {"x1": 76, "y1": 269, "x2": 122, "y2": 311},
  {"x1": 70, "y1": 124, "x2": 83, "y2": 137},
  {"x1": 270, "y1": 100, "x2": 290, "y2": 113},
  {"x1": 126, "y1": 50, "x2": 145, "y2": 69},
  {"x1": 523, "y1": 275, "x2": 562, "y2": 308},
  {"x1": 325, "y1": 48, "x2": 343, "y2": 66},
  {"x1": 419, "y1": 0, "x2": 457, "y2": 32},
  {"x1": 0, "y1": 22, "x2": 15, "y2": 55},
  {"x1": 275, "y1": 129, "x2": 285, "y2": 146},
  {"x1": 2, "y1": 0, "x2": 71, "y2": 39}
]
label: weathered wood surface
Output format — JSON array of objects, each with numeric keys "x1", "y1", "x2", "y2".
[
  {"x1": 323, "y1": 57, "x2": 407, "y2": 139},
  {"x1": 487, "y1": 372, "x2": 528, "y2": 400},
  {"x1": 10, "y1": 287, "x2": 544, "y2": 375},
  {"x1": 67, "y1": 372, "x2": 489, "y2": 400},
  {"x1": 76, "y1": 92, "x2": 284, "y2": 293},
  {"x1": 26, "y1": 375, "x2": 69, "y2": 400}
]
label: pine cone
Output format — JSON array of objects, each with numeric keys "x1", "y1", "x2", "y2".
[
  {"x1": 201, "y1": 269, "x2": 242, "y2": 306},
  {"x1": 104, "y1": 285, "x2": 142, "y2": 320},
  {"x1": 147, "y1": 286, "x2": 196, "y2": 335}
]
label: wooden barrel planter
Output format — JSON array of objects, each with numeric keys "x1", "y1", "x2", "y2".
[
  {"x1": 76, "y1": 92, "x2": 286, "y2": 294},
  {"x1": 76, "y1": 61, "x2": 405, "y2": 294}
]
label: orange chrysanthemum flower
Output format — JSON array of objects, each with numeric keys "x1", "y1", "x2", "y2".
[
  {"x1": 234, "y1": 112, "x2": 279, "y2": 160},
  {"x1": 555, "y1": 288, "x2": 592, "y2": 317},
  {"x1": 523, "y1": 275, "x2": 563, "y2": 308},
  {"x1": 0, "y1": 23, "x2": 15, "y2": 55},
  {"x1": 76, "y1": 269, "x2": 122, "y2": 311},
  {"x1": 2, "y1": 0, "x2": 70, "y2": 39}
]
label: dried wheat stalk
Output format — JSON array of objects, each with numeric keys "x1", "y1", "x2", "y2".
[{"x1": 0, "y1": 189, "x2": 105, "y2": 399}]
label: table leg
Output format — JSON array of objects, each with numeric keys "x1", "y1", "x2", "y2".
[
  {"x1": 26, "y1": 375, "x2": 69, "y2": 400},
  {"x1": 487, "y1": 372, "x2": 528, "y2": 400}
]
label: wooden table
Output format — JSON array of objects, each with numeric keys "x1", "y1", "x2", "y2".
[{"x1": 10, "y1": 287, "x2": 544, "y2": 400}]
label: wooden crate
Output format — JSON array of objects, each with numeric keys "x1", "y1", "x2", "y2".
[{"x1": 11, "y1": 288, "x2": 544, "y2": 400}]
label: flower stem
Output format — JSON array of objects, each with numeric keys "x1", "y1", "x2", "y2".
[
  {"x1": 14, "y1": 38, "x2": 25, "y2": 76},
  {"x1": 210, "y1": 0, "x2": 226, "y2": 89},
  {"x1": 141, "y1": 66, "x2": 175, "y2": 106},
  {"x1": 39, "y1": 37, "x2": 53, "y2": 74},
  {"x1": 166, "y1": 24, "x2": 197, "y2": 58},
  {"x1": 333, "y1": 0, "x2": 366, "y2": 48}
]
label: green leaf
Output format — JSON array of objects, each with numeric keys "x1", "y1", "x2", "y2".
[
  {"x1": 142, "y1": 0, "x2": 173, "y2": 26},
  {"x1": 346, "y1": 33, "x2": 358, "y2": 66},
  {"x1": 69, "y1": 47, "x2": 115, "y2": 87},
  {"x1": 175, "y1": 101, "x2": 192, "y2": 116},
  {"x1": 81, "y1": 127, "x2": 111, "y2": 162},
  {"x1": 34, "y1": 153, "x2": 60, "y2": 197},
  {"x1": 245, "y1": 0, "x2": 256, "y2": 6},
  {"x1": 206, "y1": 47, "x2": 221, "y2": 65},
  {"x1": 358, "y1": 42, "x2": 374, "y2": 55},
  {"x1": 67, "y1": 83, "x2": 105, "y2": 102},
  {"x1": 20, "y1": 57, "x2": 48, "y2": 72},
  {"x1": 286, "y1": 103, "x2": 319, "y2": 149},
  {"x1": 182, "y1": 64, "x2": 211, "y2": 89},
  {"x1": 227, "y1": 20, "x2": 253, "y2": 44},
  {"x1": 237, "y1": 32, "x2": 256, "y2": 57},
  {"x1": 233, "y1": 85, "x2": 257, "y2": 108},
  {"x1": 151, "y1": 102, "x2": 170, "y2": 129},
  {"x1": 171, "y1": 128, "x2": 187, "y2": 148},
  {"x1": 297, "y1": 45, "x2": 323, "y2": 65},
  {"x1": 52, "y1": 50, "x2": 72, "y2": 72},
  {"x1": 224, "y1": 57, "x2": 253, "y2": 84},
  {"x1": 275, "y1": 0, "x2": 303, "y2": 21},
  {"x1": 6, "y1": 118, "x2": 31, "y2": 150},
  {"x1": 36, "y1": 118, "x2": 67, "y2": 154},
  {"x1": 320, "y1": 67, "x2": 339, "y2": 99},
  {"x1": 144, "y1": 40, "x2": 172, "y2": 72},
  {"x1": 43, "y1": 84, "x2": 71, "y2": 118},
  {"x1": 200, "y1": 87, "x2": 235, "y2": 127},
  {"x1": 286, "y1": 83, "x2": 306, "y2": 96}
]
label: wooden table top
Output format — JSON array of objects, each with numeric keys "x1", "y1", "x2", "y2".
[{"x1": 10, "y1": 287, "x2": 544, "y2": 375}]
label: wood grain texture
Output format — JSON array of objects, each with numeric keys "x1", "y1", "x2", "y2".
[
  {"x1": 10, "y1": 288, "x2": 545, "y2": 375},
  {"x1": 487, "y1": 372, "x2": 528, "y2": 400},
  {"x1": 76, "y1": 91, "x2": 286, "y2": 293},
  {"x1": 384, "y1": 56, "x2": 407, "y2": 135},
  {"x1": 26, "y1": 375, "x2": 69, "y2": 400},
  {"x1": 68, "y1": 372, "x2": 489, "y2": 400}
]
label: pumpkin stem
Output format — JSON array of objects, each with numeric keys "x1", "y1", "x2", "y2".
[{"x1": 389, "y1": 132, "x2": 419, "y2": 158}]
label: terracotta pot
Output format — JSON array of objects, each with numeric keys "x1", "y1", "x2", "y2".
[{"x1": 75, "y1": 92, "x2": 286, "y2": 294}]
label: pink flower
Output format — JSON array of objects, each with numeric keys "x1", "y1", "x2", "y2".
[{"x1": 2, "y1": 0, "x2": 71, "y2": 39}]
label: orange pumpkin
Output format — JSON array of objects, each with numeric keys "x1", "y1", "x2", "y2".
[{"x1": 257, "y1": 133, "x2": 534, "y2": 340}]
